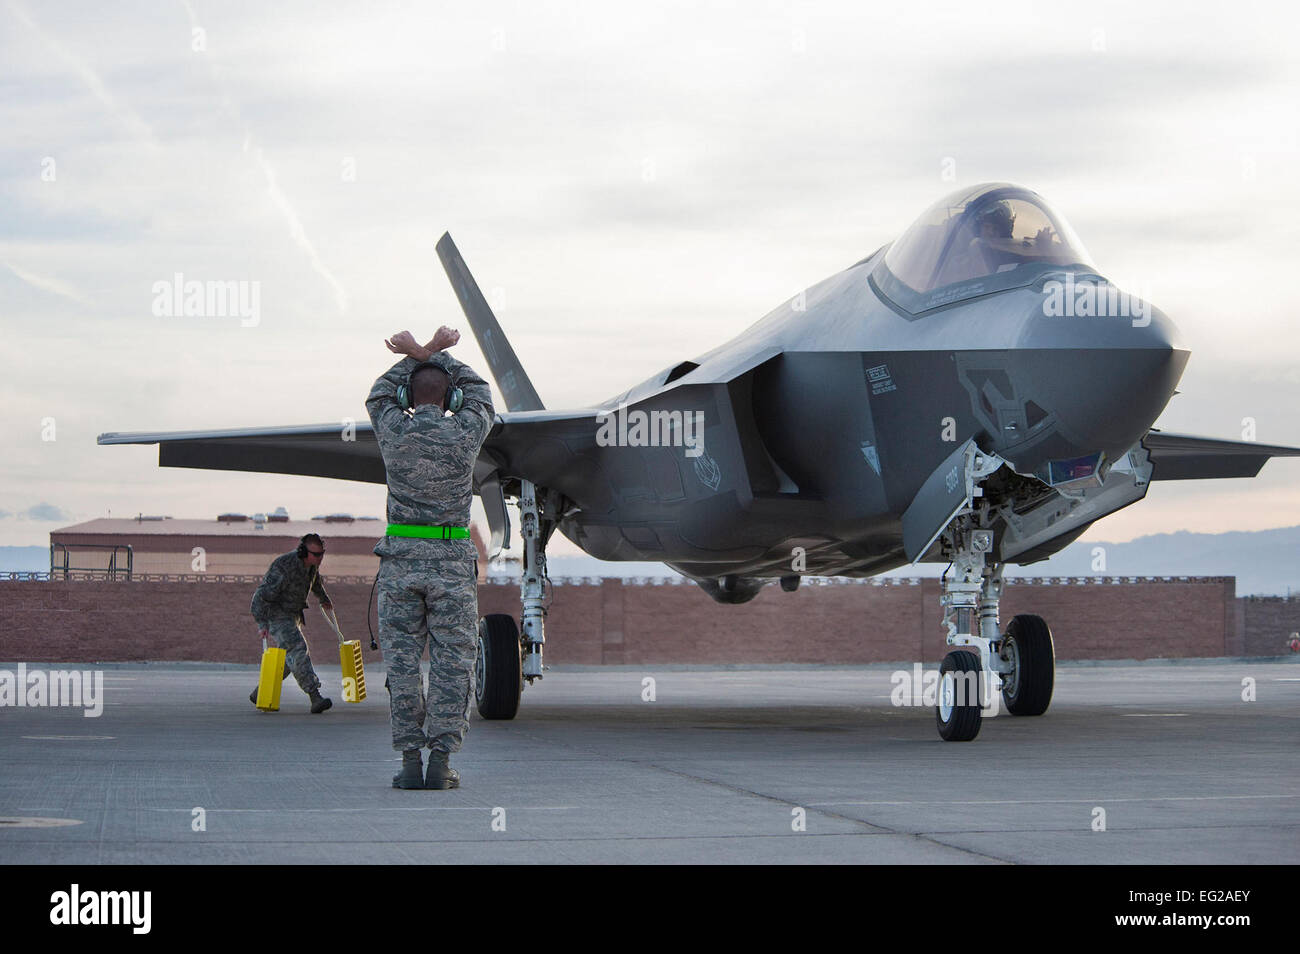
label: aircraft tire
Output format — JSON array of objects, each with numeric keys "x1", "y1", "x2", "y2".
[
  {"x1": 475, "y1": 614, "x2": 522, "y2": 720},
  {"x1": 936, "y1": 650, "x2": 983, "y2": 741},
  {"x1": 1001, "y1": 614, "x2": 1055, "y2": 716}
]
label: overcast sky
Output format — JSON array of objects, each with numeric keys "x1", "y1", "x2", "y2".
[{"x1": 3, "y1": 0, "x2": 1299, "y2": 555}]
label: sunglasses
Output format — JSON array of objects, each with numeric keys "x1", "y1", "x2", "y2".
[{"x1": 306, "y1": 549, "x2": 325, "y2": 558}]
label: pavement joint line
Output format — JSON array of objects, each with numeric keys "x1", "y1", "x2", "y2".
[
  {"x1": 914, "y1": 823, "x2": 1300, "y2": 835},
  {"x1": 10, "y1": 823, "x2": 1300, "y2": 846},
  {"x1": 807, "y1": 794, "x2": 1300, "y2": 807},
  {"x1": 1122, "y1": 713, "x2": 1189, "y2": 717},
  {"x1": 633, "y1": 759, "x2": 1012, "y2": 864},
  {"x1": 449, "y1": 724, "x2": 1003, "y2": 860},
  {"x1": 137, "y1": 807, "x2": 581, "y2": 812},
  {"x1": 1, "y1": 831, "x2": 945, "y2": 847}
]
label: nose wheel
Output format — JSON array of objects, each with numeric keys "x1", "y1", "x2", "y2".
[{"x1": 936, "y1": 650, "x2": 984, "y2": 741}]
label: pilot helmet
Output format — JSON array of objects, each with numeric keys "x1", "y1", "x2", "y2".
[{"x1": 974, "y1": 200, "x2": 1016, "y2": 239}]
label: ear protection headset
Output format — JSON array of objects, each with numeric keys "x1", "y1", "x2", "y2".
[
  {"x1": 397, "y1": 362, "x2": 463, "y2": 414},
  {"x1": 297, "y1": 534, "x2": 322, "y2": 558}
]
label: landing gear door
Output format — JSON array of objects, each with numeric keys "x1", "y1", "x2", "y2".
[
  {"x1": 476, "y1": 472, "x2": 511, "y2": 560},
  {"x1": 902, "y1": 439, "x2": 982, "y2": 563}
]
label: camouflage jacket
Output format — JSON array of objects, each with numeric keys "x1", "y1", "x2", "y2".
[
  {"x1": 365, "y1": 351, "x2": 495, "y2": 560},
  {"x1": 250, "y1": 550, "x2": 331, "y2": 626}
]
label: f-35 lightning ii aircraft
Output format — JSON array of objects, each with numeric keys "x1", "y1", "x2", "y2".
[{"x1": 100, "y1": 182, "x2": 1300, "y2": 740}]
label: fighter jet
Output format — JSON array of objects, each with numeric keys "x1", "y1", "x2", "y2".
[{"x1": 100, "y1": 182, "x2": 1300, "y2": 740}]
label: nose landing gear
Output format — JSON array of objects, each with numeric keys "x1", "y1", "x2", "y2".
[{"x1": 935, "y1": 522, "x2": 1055, "y2": 740}]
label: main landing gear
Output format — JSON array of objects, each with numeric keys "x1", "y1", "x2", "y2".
[
  {"x1": 475, "y1": 479, "x2": 553, "y2": 720},
  {"x1": 935, "y1": 521, "x2": 1055, "y2": 741}
]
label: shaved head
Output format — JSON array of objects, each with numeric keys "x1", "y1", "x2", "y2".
[{"x1": 411, "y1": 365, "x2": 450, "y2": 409}]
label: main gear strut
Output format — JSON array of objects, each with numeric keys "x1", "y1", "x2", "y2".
[{"x1": 518, "y1": 479, "x2": 548, "y2": 682}]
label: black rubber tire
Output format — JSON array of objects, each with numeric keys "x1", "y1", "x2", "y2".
[
  {"x1": 1001, "y1": 614, "x2": 1055, "y2": 716},
  {"x1": 475, "y1": 614, "x2": 522, "y2": 720},
  {"x1": 936, "y1": 650, "x2": 983, "y2": 741}
]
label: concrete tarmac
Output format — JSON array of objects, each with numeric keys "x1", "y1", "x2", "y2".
[{"x1": 1, "y1": 660, "x2": 1297, "y2": 864}]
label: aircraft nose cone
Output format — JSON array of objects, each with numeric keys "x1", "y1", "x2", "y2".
[
  {"x1": 1050, "y1": 337, "x2": 1187, "y2": 458},
  {"x1": 1010, "y1": 296, "x2": 1188, "y2": 462}
]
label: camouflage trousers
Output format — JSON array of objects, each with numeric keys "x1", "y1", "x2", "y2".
[
  {"x1": 377, "y1": 556, "x2": 478, "y2": 754},
  {"x1": 268, "y1": 615, "x2": 322, "y2": 695}
]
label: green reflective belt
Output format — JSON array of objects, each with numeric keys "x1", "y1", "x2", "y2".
[{"x1": 385, "y1": 524, "x2": 470, "y2": 540}]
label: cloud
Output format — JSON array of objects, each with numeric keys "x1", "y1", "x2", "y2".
[{"x1": 22, "y1": 503, "x2": 72, "y2": 521}]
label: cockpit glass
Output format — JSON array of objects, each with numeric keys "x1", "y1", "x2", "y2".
[{"x1": 882, "y1": 184, "x2": 1094, "y2": 301}]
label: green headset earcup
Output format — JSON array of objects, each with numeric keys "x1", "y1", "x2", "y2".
[{"x1": 400, "y1": 363, "x2": 459, "y2": 412}]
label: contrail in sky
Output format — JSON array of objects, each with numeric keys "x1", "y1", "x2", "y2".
[
  {"x1": 6, "y1": 0, "x2": 155, "y2": 142},
  {"x1": 183, "y1": 0, "x2": 350, "y2": 314},
  {"x1": 1, "y1": 258, "x2": 93, "y2": 306}
]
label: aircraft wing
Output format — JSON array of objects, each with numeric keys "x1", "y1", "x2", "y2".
[
  {"x1": 98, "y1": 409, "x2": 601, "y2": 558},
  {"x1": 98, "y1": 409, "x2": 600, "y2": 487},
  {"x1": 98, "y1": 422, "x2": 388, "y2": 483},
  {"x1": 1143, "y1": 431, "x2": 1300, "y2": 480}
]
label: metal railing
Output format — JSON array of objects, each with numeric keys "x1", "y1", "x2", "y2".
[
  {"x1": 5, "y1": 571, "x2": 378, "y2": 584},
  {"x1": 50, "y1": 542, "x2": 133, "y2": 580}
]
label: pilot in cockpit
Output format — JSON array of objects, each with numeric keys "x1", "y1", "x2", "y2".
[
  {"x1": 949, "y1": 199, "x2": 1059, "y2": 280},
  {"x1": 884, "y1": 184, "x2": 1093, "y2": 296}
]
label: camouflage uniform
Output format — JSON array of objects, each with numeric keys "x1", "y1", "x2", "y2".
[
  {"x1": 366, "y1": 351, "x2": 494, "y2": 754},
  {"x1": 250, "y1": 550, "x2": 331, "y2": 695}
]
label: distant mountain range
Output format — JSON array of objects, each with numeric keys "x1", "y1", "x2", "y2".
[
  {"x1": 6, "y1": 526, "x2": 1299, "y2": 595},
  {"x1": 0, "y1": 547, "x2": 46, "y2": 573},
  {"x1": 993, "y1": 525, "x2": 1300, "y2": 596}
]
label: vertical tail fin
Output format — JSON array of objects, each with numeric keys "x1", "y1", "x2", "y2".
[{"x1": 435, "y1": 232, "x2": 545, "y2": 412}]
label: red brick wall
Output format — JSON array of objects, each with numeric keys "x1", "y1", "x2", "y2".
[
  {"x1": 1239, "y1": 596, "x2": 1300, "y2": 656},
  {"x1": 0, "y1": 576, "x2": 1247, "y2": 665},
  {"x1": 999, "y1": 579, "x2": 1236, "y2": 660}
]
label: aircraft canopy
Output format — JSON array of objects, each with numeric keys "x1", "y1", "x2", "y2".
[{"x1": 881, "y1": 183, "x2": 1094, "y2": 306}]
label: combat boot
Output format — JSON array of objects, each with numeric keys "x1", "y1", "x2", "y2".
[
  {"x1": 424, "y1": 751, "x2": 460, "y2": 790},
  {"x1": 308, "y1": 690, "x2": 332, "y2": 714},
  {"x1": 392, "y1": 749, "x2": 423, "y2": 789}
]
